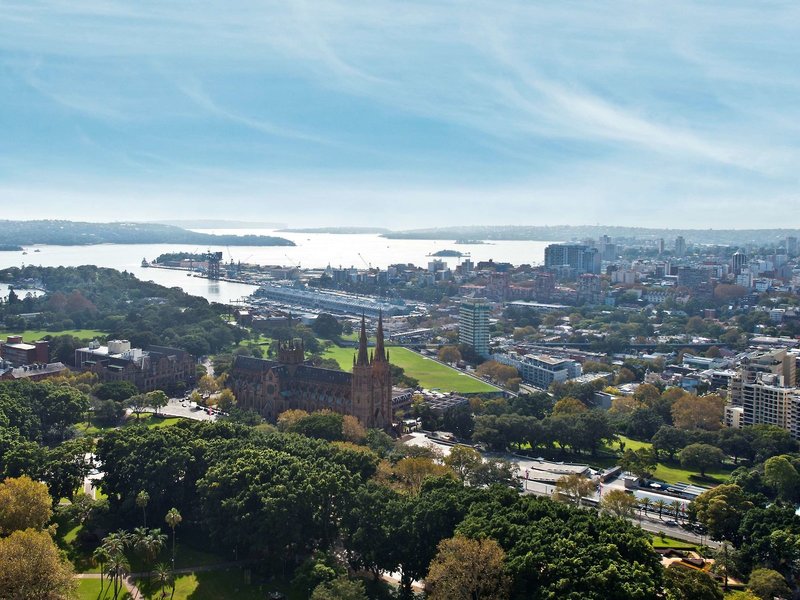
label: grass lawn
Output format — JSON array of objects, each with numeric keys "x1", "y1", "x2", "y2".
[
  {"x1": 612, "y1": 436, "x2": 653, "y2": 452},
  {"x1": 652, "y1": 461, "x2": 733, "y2": 487},
  {"x1": 650, "y1": 535, "x2": 697, "y2": 550},
  {"x1": 322, "y1": 344, "x2": 499, "y2": 394},
  {"x1": 137, "y1": 569, "x2": 300, "y2": 600},
  {"x1": 610, "y1": 436, "x2": 734, "y2": 486},
  {"x1": 77, "y1": 578, "x2": 131, "y2": 600},
  {"x1": 1, "y1": 328, "x2": 106, "y2": 342},
  {"x1": 76, "y1": 414, "x2": 184, "y2": 437}
]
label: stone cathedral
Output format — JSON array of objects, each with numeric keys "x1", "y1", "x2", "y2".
[{"x1": 228, "y1": 314, "x2": 393, "y2": 429}]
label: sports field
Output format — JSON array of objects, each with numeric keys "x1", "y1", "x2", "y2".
[
  {"x1": 1, "y1": 329, "x2": 106, "y2": 342},
  {"x1": 322, "y1": 345, "x2": 499, "y2": 394}
]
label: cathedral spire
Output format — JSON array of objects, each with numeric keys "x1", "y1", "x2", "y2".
[
  {"x1": 374, "y1": 310, "x2": 386, "y2": 363},
  {"x1": 356, "y1": 314, "x2": 369, "y2": 366}
]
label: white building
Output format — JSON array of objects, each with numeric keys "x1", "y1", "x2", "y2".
[{"x1": 494, "y1": 352, "x2": 582, "y2": 389}]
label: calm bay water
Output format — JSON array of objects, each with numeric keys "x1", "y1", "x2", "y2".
[{"x1": 0, "y1": 230, "x2": 550, "y2": 304}]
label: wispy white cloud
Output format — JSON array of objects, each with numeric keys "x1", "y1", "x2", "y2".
[
  {"x1": 174, "y1": 78, "x2": 332, "y2": 145},
  {"x1": 0, "y1": 0, "x2": 798, "y2": 226}
]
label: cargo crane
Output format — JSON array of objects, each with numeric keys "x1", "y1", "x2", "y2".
[
  {"x1": 284, "y1": 254, "x2": 300, "y2": 269},
  {"x1": 204, "y1": 250, "x2": 223, "y2": 279}
]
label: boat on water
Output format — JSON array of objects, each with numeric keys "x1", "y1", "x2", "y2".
[{"x1": 34, "y1": 249, "x2": 40, "y2": 253}]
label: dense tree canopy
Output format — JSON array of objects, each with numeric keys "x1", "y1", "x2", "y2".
[{"x1": 457, "y1": 488, "x2": 663, "y2": 599}]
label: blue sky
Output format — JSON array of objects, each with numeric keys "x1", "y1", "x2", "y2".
[{"x1": 1, "y1": 1, "x2": 799, "y2": 228}]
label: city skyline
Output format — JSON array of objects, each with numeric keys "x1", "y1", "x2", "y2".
[{"x1": 1, "y1": 1, "x2": 799, "y2": 227}]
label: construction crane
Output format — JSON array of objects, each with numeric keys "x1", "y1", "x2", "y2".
[
  {"x1": 358, "y1": 253, "x2": 371, "y2": 269},
  {"x1": 284, "y1": 254, "x2": 300, "y2": 269}
]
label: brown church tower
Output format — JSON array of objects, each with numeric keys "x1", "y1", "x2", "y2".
[
  {"x1": 351, "y1": 313, "x2": 393, "y2": 429},
  {"x1": 370, "y1": 311, "x2": 393, "y2": 428}
]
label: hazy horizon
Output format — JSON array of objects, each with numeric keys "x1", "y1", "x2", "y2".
[{"x1": 2, "y1": 1, "x2": 799, "y2": 228}]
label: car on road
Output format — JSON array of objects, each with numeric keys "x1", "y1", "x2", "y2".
[{"x1": 665, "y1": 520, "x2": 679, "y2": 526}]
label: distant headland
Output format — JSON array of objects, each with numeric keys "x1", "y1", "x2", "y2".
[
  {"x1": 0, "y1": 220, "x2": 295, "y2": 246},
  {"x1": 279, "y1": 226, "x2": 391, "y2": 234}
]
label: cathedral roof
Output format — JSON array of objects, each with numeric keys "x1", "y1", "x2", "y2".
[
  {"x1": 292, "y1": 365, "x2": 352, "y2": 386},
  {"x1": 231, "y1": 355, "x2": 351, "y2": 386},
  {"x1": 231, "y1": 355, "x2": 280, "y2": 372}
]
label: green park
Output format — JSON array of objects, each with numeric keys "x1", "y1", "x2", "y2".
[{"x1": 321, "y1": 344, "x2": 500, "y2": 394}]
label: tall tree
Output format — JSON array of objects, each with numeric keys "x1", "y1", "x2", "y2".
[
  {"x1": 747, "y1": 568, "x2": 791, "y2": 600},
  {"x1": 619, "y1": 448, "x2": 658, "y2": 481},
  {"x1": 311, "y1": 577, "x2": 368, "y2": 600},
  {"x1": 153, "y1": 562, "x2": 174, "y2": 599},
  {"x1": 444, "y1": 446, "x2": 482, "y2": 483},
  {"x1": 425, "y1": 536, "x2": 510, "y2": 600},
  {"x1": 165, "y1": 507, "x2": 182, "y2": 569},
  {"x1": 136, "y1": 490, "x2": 150, "y2": 527},
  {"x1": 600, "y1": 489, "x2": 638, "y2": 519},
  {"x1": 0, "y1": 528, "x2": 77, "y2": 600},
  {"x1": 690, "y1": 484, "x2": 753, "y2": 543},
  {"x1": 663, "y1": 564, "x2": 723, "y2": 600},
  {"x1": 554, "y1": 473, "x2": 595, "y2": 507},
  {"x1": 92, "y1": 546, "x2": 110, "y2": 592},
  {"x1": 679, "y1": 443, "x2": 725, "y2": 477},
  {"x1": 0, "y1": 475, "x2": 52, "y2": 535},
  {"x1": 652, "y1": 425, "x2": 689, "y2": 460},
  {"x1": 671, "y1": 394, "x2": 725, "y2": 431},
  {"x1": 763, "y1": 456, "x2": 800, "y2": 501}
]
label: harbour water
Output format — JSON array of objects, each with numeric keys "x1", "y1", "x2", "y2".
[{"x1": 0, "y1": 230, "x2": 552, "y2": 304}]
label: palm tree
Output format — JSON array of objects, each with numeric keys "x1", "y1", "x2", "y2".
[
  {"x1": 106, "y1": 553, "x2": 130, "y2": 600},
  {"x1": 102, "y1": 530, "x2": 131, "y2": 557},
  {"x1": 133, "y1": 527, "x2": 167, "y2": 563},
  {"x1": 671, "y1": 500, "x2": 682, "y2": 522},
  {"x1": 153, "y1": 562, "x2": 174, "y2": 599},
  {"x1": 136, "y1": 490, "x2": 150, "y2": 527},
  {"x1": 638, "y1": 497, "x2": 651, "y2": 520},
  {"x1": 653, "y1": 499, "x2": 667, "y2": 520},
  {"x1": 164, "y1": 508, "x2": 182, "y2": 569},
  {"x1": 92, "y1": 546, "x2": 110, "y2": 591}
]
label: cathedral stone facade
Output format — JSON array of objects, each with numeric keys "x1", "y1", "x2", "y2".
[{"x1": 228, "y1": 315, "x2": 393, "y2": 429}]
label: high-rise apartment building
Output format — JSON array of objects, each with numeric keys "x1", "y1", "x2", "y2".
[
  {"x1": 458, "y1": 297, "x2": 490, "y2": 358},
  {"x1": 786, "y1": 236, "x2": 798, "y2": 258},
  {"x1": 732, "y1": 250, "x2": 748, "y2": 276},
  {"x1": 674, "y1": 236, "x2": 686, "y2": 257},
  {"x1": 726, "y1": 349, "x2": 800, "y2": 438},
  {"x1": 544, "y1": 244, "x2": 601, "y2": 276}
]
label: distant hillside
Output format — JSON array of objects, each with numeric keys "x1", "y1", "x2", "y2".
[
  {"x1": 383, "y1": 225, "x2": 800, "y2": 245},
  {"x1": 0, "y1": 220, "x2": 295, "y2": 246},
  {"x1": 154, "y1": 219, "x2": 287, "y2": 229},
  {"x1": 279, "y1": 226, "x2": 391, "y2": 234}
]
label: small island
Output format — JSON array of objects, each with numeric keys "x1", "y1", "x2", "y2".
[
  {"x1": 427, "y1": 249, "x2": 467, "y2": 257},
  {"x1": 152, "y1": 252, "x2": 208, "y2": 264}
]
